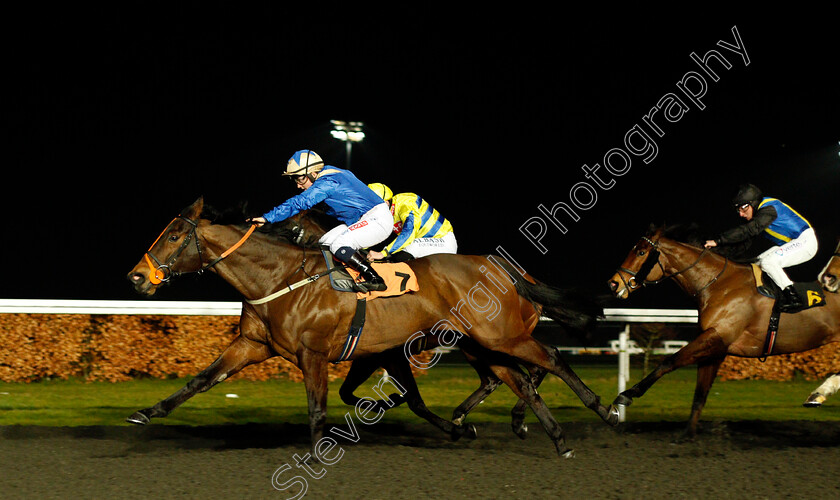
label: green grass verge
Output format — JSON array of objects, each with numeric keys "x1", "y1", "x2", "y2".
[{"x1": 0, "y1": 364, "x2": 836, "y2": 427}]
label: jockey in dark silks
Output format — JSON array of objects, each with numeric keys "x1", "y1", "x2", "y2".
[{"x1": 705, "y1": 183, "x2": 818, "y2": 312}]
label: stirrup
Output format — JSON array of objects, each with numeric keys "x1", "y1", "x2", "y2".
[
  {"x1": 347, "y1": 252, "x2": 387, "y2": 292},
  {"x1": 779, "y1": 286, "x2": 803, "y2": 312}
]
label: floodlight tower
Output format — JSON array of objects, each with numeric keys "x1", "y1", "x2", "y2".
[{"x1": 330, "y1": 120, "x2": 365, "y2": 170}]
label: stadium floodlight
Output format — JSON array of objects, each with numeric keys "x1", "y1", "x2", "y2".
[{"x1": 330, "y1": 120, "x2": 365, "y2": 169}]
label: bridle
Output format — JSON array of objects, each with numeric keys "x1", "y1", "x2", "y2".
[
  {"x1": 616, "y1": 236, "x2": 728, "y2": 297},
  {"x1": 144, "y1": 216, "x2": 255, "y2": 285}
]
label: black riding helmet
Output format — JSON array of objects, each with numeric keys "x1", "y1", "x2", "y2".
[{"x1": 732, "y1": 183, "x2": 763, "y2": 210}]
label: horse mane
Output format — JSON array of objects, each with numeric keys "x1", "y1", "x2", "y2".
[
  {"x1": 200, "y1": 202, "x2": 332, "y2": 249},
  {"x1": 654, "y1": 222, "x2": 755, "y2": 264},
  {"x1": 651, "y1": 223, "x2": 705, "y2": 247}
]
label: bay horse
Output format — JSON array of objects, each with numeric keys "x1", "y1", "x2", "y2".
[
  {"x1": 803, "y1": 239, "x2": 840, "y2": 407},
  {"x1": 126, "y1": 198, "x2": 618, "y2": 458},
  {"x1": 606, "y1": 225, "x2": 840, "y2": 437}
]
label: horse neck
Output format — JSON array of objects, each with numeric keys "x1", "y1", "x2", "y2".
[
  {"x1": 658, "y1": 238, "x2": 740, "y2": 300},
  {"x1": 197, "y1": 223, "x2": 319, "y2": 300}
]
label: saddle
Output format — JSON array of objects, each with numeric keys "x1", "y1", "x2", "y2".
[
  {"x1": 320, "y1": 247, "x2": 419, "y2": 300},
  {"x1": 751, "y1": 264, "x2": 826, "y2": 361},
  {"x1": 320, "y1": 247, "x2": 420, "y2": 364},
  {"x1": 750, "y1": 264, "x2": 826, "y2": 312}
]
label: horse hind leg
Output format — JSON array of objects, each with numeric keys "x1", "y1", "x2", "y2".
[
  {"x1": 451, "y1": 339, "x2": 539, "y2": 439},
  {"x1": 451, "y1": 348, "x2": 503, "y2": 426},
  {"x1": 504, "y1": 338, "x2": 619, "y2": 427},
  {"x1": 804, "y1": 372, "x2": 840, "y2": 407},
  {"x1": 126, "y1": 335, "x2": 270, "y2": 425},
  {"x1": 489, "y1": 362, "x2": 575, "y2": 458},
  {"x1": 510, "y1": 365, "x2": 548, "y2": 439}
]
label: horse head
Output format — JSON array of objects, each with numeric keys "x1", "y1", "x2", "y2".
[
  {"x1": 819, "y1": 239, "x2": 840, "y2": 293},
  {"x1": 607, "y1": 225, "x2": 667, "y2": 299},
  {"x1": 608, "y1": 223, "x2": 731, "y2": 300},
  {"x1": 127, "y1": 197, "x2": 206, "y2": 296}
]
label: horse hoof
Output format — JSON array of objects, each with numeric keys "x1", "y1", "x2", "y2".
[
  {"x1": 126, "y1": 411, "x2": 150, "y2": 425},
  {"x1": 560, "y1": 448, "x2": 575, "y2": 459},
  {"x1": 613, "y1": 393, "x2": 633, "y2": 407},
  {"x1": 605, "y1": 405, "x2": 620, "y2": 427},
  {"x1": 465, "y1": 423, "x2": 477, "y2": 440},
  {"x1": 388, "y1": 393, "x2": 406, "y2": 408},
  {"x1": 803, "y1": 394, "x2": 825, "y2": 407},
  {"x1": 512, "y1": 423, "x2": 528, "y2": 440},
  {"x1": 451, "y1": 422, "x2": 478, "y2": 442}
]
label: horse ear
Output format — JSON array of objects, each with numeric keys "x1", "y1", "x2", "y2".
[{"x1": 181, "y1": 196, "x2": 205, "y2": 219}]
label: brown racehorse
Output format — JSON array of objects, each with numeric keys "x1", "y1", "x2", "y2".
[
  {"x1": 126, "y1": 198, "x2": 618, "y2": 458},
  {"x1": 803, "y1": 239, "x2": 840, "y2": 407},
  {"x1": 607, "y1": 225, "x2": 840, "y2": 437}
]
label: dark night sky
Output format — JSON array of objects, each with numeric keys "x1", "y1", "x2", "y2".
[{"x1": 4, "y1": 6, "x2": 838, "y2": 310}]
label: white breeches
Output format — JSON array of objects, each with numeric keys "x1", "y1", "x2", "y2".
[
  {"x1": 757, "y1": 228, "x2": 818, "y2": 289},
  {"x1": 319, "y1": 203, "x2": 394, "y2": 253},
  {"x1": 402, "y1": 232, "x2": 458, "y2": 258}
]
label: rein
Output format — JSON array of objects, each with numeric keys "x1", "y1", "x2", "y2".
[
  {"x1": 145, "y1": 215, "x2": 339, "y2": 304},
  {"x1": 144, "y1": 217, "x2": 256, "y2": 284},
  {"x1": 617, "y1": 236, "x2": 729, "y2": 297},
  {"x1": 246, "y1": 266, "x2": 344, "y2": 305}
]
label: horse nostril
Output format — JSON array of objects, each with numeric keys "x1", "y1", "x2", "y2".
[
  {"x1": 608, "y1": 281, "x2": 618, "y2": 292},
  {"x1": 128, "y1": 272, "x2": 145, "y2": 284}
]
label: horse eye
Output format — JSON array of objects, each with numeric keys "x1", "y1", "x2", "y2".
[
  {"x1": 637, "y1": 250, "x2": 646, "y2": 257},
  {"x1": 168, "y1": 234, "x2": 180, "y2": 243}
]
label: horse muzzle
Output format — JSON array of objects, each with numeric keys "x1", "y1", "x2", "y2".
[
  {"x1": 127, "y1": 268, "x2": 160, "y2": 296},
  {"x1": 821, "y1": 272, "x2": 838, "y2": 293},
  {"x1": 608, "y1": 276, "x2": 631, "y2": 299}
]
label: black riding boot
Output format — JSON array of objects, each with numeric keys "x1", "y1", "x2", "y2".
[
  {"x1": 780, "y1": 285, "x2": 803, "y2": 312},
  {"x1": 346, "y1": 252, "x2": 387, "y2": 292}
]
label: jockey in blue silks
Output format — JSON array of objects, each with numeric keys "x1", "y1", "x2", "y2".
[
  {"x1": 248, "y1": 150, "x2": 393, "y2": 292},
  {"x1": 705, "y1": 183, "x2": 818, "y2": 312}
]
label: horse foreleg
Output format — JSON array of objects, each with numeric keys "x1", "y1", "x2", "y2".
[
  {"x1": 804, "y1": 372, "x2": 840, "y2": 407},
  {"x1": 339, "y1": 355, "x2": 393, "y2": 409},
  {"x1": 685, "y1": 356, "x2": 725, "y2": 438},
  {"x1": 614, "y1": 327, "x2": 726, "y2": 409},
  {"x1": 379, "y1": 355, "x2": 478, "y2": 441},
  {"x1": 126, "y1": 335, "x2": 270, "y2": 425},
  {"x1": 299, "y1": 349, "x2": 329, "y2": 459}
]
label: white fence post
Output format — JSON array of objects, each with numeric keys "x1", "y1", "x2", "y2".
[{"x1": 617, "y1": 324, "x2": 630, "y2": 423}]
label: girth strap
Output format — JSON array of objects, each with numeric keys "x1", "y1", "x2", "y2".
[
  {"x1": 760, "y1": 303, "x2": 781, "y2": 362},
  {"x1": 332, "y1": 299, "x2": 367, "y2": 363}
]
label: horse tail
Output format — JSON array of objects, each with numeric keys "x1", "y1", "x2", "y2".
[{"x1": 491, "y1": 256, "x2": 604, "y2": 340}]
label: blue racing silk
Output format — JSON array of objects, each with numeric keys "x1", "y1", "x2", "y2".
[
  {"x1": 758, "y1": 198, "x2": 812, "y2": 245},
  {"x1": 262, "y1": 167, "x2": 384, "y2": 225}
]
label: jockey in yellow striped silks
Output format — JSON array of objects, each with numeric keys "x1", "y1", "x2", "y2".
[{"x1": 366, "y1": 183, "x2": 457, "y2": 262}]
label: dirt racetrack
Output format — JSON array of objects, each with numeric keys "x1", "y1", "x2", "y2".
[{"x1": 2, "y1": 419, "x2": 839, "y2": 499}]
